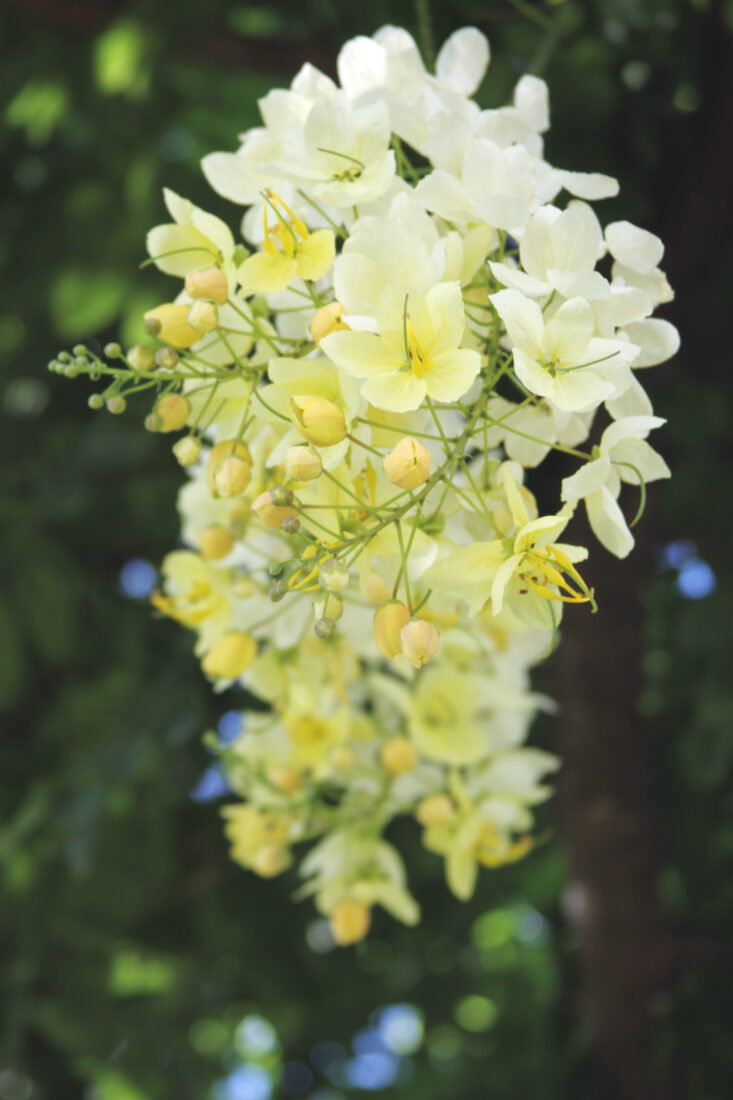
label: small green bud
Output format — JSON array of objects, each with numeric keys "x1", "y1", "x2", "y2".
[
  {"x1": 106, "y1": 395, "x2": 127, "y2": 415},
  {"x1": 88, "y1": 394, "x2": 105, "y2": 410},
  {"x1": 269, "y1": 580, "x2": 288, "y2": 603},
  {"x1": 314, "y1": 617, "x2": 336, "y2": 639},
  {"x1": 155, "y1": 346, "x2": 179, "y2": 370},
  {"x1": 104, "y1": 342, "x2": 122, "y2": 358},
  {"x1": 72, "y1": 344, "x2": 87, "y2": 356},
  {"x1": 128, "y1": 344, "x2": 156, "y2": 373},
  {"x1": 47, "y1": 360, "x2": 58, "y2": 371},
  {"x1": 64, "y1": 364, "x2": 78, "y2": 378},
  {"x1": 58, "y1": 351, "x2": 71, "y2": 363},
  {"x1": 144, "y1": 317, "x2": 162, "y2": 337},
  {"x1": 270, "y1": 485, "x2": 294, "y2": 507},
  {"x1": 268, "y1": 563, "x2": 285, "y2": 577},
  {"x1": 73, "y1": 356, "x2": 87, "y2": 369},
  {"x1": 281, "y1": 515, "x2": 300, "y2": 535}
]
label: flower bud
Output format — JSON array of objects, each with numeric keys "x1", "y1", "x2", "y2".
[
  {"x1": 380, "y1": 736, "x2": 418, "y2": 776},
  {"x1": 286, "y1": 446, "x2": 322, "y2": 482},
  {"x1": 144, "y1": 304, "x2": 201, "y2": 349},
  {"x1": 201, "y1": 631, "x2": 257, "y2": 680},
  {"x1": 314, "y1": 617, "x2": 336, "y2": 639},
  {"x1": 214, "y1": 455, "x2": 251, "y2": 497},
  {"x1": 206, "y1": 440, "x2": 251, "y2": 496},
  {"x1": 330, "y1": 899, "x2": 371, "y2": 946},
  {"x1": 187, "y1": 299, "x2": 219, "y2": 333},
  {"x1": 172, "y1": 436, "x2": 201, "y2": 466},
  {"x1": 383, "y1": 436, "x2": 431, "y2": 490},
  {"x1": 318, "y1": 559, "x2": 350, "y2": 594},
  {"x1": 198, "y1": 525, "x2": 234, "y2": 561},
  {"x1": 373, "y1": 601, "x2": 411, "y2": 659},
  {"x1": 266, "y1": 766, "x2": 302, "y2": 795},
  {"x1": 314, "y1": 594, "x2": 343, "y2": 622},
  {"x1": 416, "y1": 794, "x2": 455, "y2": 827},
  {"x1": 281, "y1": 515, "x2": 301, "y2": 535},
  {"x1": 88, "y1": 393, "x2": 105, "y2": 410},
  {"x1": 152, "y1": 393, "x2": 190, "y2": 433},
  {"x1": 127, "y1": 344, "x2": 155, "y2": 373},
  {"x1": 185, "y1": 267, "x2": 228, "y2": 304},
  {"x1": 106, "y1": 395, "x2": 126, "y2": 415},
  {"x1": 269, "y1": 580, "x2": 288, "y2": 602},
  {"x1": 270, "y1": 485, "x2": 294, "y2": 507},
  {"x1": 252, "y1": 491, "x2": 297, "y2": 529},
  {"x1": 399, "y1": 618, "x2": 440, "y2": 668},
  {"x1": 155, "y1": 346, "x2": 179, "y2": 370},
  {"x1": 251, "y1": 845, "x2": 291, "y2": 878},
  {"x1": 144, "y1": 317, "x2": 161, "y2": 337},
  {"x1": 104, "y1": 342, "x2": 122, "y2": 359},
  {"x1": 290, "y1": 395, "x2": 346, "y2": 448},
  {"x1": 310, "y1": 301, "x2": 349, "y2": 346}
]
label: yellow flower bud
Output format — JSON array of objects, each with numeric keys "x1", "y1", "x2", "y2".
[
  {"x1": 187, "y1": 299, "x2": 219, "y2": 333},
  {"x1": 172, "y1": 436, "x2": 201, "y2": 466},
  {"x1": 198, "y1": 525, "x2": 234, "y2": 561},
  {"x1": 251, "y1": 844, "x2": 291, "y2": 878},
  {"x1": 318, "y1": 559, "x2": 350, "y2": 593},
  {"x1": 290, "y1": 395, "x2": 346, "y2": 447},
  {"x1": 310, "y1": 301, "x2": 349, "y2": 346},
  {"x1": 214, "y1": 455, "x2": 251, "y2": 497},
  {"x1": 314, "y1": 594, "x2": 343, "y2": 622},
  {"x1": 285, "y1": 445, "x2": 322, "y2": 482},
  {"x1": 266, "y1": 766, "x2": 302, "y2": 795},
  {"x1": 399, "y1": 618, "x2": 440, "y2": 668},
  {"x1": 380, "y1": 735, "x2": 418, "y2": 776},
  {"x1": 201, "y1": 631, "x2": 257, "y2": 680},
  {"x1": 252, "y1": 491, "x2": 297, "y2": 529},
  {"x1": 373, "y1": 601, "x2": 411, "y2": 659},
  {"x1": 184, "y1": 267, "x2": 229, "y2": 305},
  {"x1": 206, "y1": 440, "x2": 251, "y2": 496},
  {"x1": 152, "y1": 393, "x2": 191, "y2": 433},
  {"x1": 127, "y1": 344, "x2": 155, "y2": 372},
  {"x1": 144, "y1": 304, "x2": 201, "y2": 349},
  {"x1": 383, "y1": 436, "x2": 431, "y2": 490},
  {"x1": 416, "y1": 794, "x2": 455, "y2": 827},
  {"x1": 330, "y1": 898, "x2": 371, "y2": 946}
]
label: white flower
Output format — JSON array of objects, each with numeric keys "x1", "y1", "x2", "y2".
[{"x1": 561, "y1": 415, "x2": 670, "y2": 557}]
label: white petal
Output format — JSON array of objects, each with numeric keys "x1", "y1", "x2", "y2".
[
  {"x1": 514, "y1": 75, "x2": 549, "y2": 132},
  {"x1": 489, "y1": 261, "x2": 550, "y2": 297},
  {"x1": 601, "y1": 415, "x2": 665, "y2": 452},
  {"x1": 556, "y1": 169, "x2": 619, "y2": 200},
  {"x1": 623, "y1": 319, "x2": 680, "y2": 367},
  {"x1": 561, "y1": 456, "x2": 612, "y2": 501},
  {"x1": 605, "y1": 220, "x2": 664, "y2": 274},
  {"x1": 586, "y1": 487, "x2": 634, "y2": 558},
  {"x1": 543, "y1": 298, "x2": 594, "y2": 361},
  {"x1": 436, "y1": 27, "x2": 490, "y2": 96},
  {"x1": 337, "y1": 36, "x2": 387, "y2": 99},
  {"x1": 201, "y1": 152, "x2": 255, "y2": 204},
  {"x1": 490, "y1": 289, "x2": 544, "y2": 355}
]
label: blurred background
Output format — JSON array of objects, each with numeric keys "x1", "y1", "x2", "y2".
[{"x1": 1, "y1": 0, "x2": 731, "y2": 1098}]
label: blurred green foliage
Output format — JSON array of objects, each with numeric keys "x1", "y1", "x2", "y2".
[{"x1": 0, "y1": 1, "x2": 731, "y2": 1098}]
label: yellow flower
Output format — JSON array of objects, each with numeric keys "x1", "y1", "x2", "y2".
[
  {"x1": 201, "y1": 631, "x2": 257, "y2": 680},
  {"x1": 237, "y1": 190, "x2": 335, "y2": 294}
]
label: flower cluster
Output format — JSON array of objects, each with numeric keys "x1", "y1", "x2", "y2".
[{"x1": 53, "y1": 25, "x2": 677, "y2": 946}]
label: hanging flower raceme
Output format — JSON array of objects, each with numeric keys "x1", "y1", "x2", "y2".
[{"x1": 52, "y1": 21, "x2": 677, "y2": 945}]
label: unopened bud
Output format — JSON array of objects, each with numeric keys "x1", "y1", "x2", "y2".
[
  {"x1": 416, "y1": 794, "x2": 455, "y2": 827},
  {"x1": 253, "y1": 491, "x2": 296, "y2": 529},
  {"x1": 380, "y1": 735, "x2": 418, "y2": 775},
  {"x1": 104, "y1": 341, "x2": 122, "y2": 359},
  {"x1": 144, "y1": 304, "x2": 201, "y2": 348},
  {"x1": 314, "y1": 617, "x2": 336, "y2": 639},
  {"x1": 172, "y1": 435, "x2": 201, "y2": 466},
  {"x1": 106, "y1": 395, "x2": 126, "y2": 415},
  {"x1": 269, "y1": 580, "x2": 288, "y2": 602},
  {"x1": 281, "y1": 515, "x2": 301, "y2": 535},
  {"x1": 143, "y1": 317, "x2": 161, "y2": 337},
  {"x1": 314, "y1": 594, "x2": 343, "y2": 622},
  {"x1": 127, "y1": 344, "x2": 156, "y2": 372},
  {"x1": 285, "y1": 446, "x2": 322, "y2": 482},
  {"x1": 310, "y1": 301, "x2": 349, "y2": 346},
  {"x1": 155, "y1": 346, "x2": 179, "y2": 370},
  {"x1": 330, "y1": 899, "x2": 371, "y2": 946},
  {"x1": 290, "y1": 395, "x2": 346, "y2": 448},
  {"x1": 198, "y1": 525, "x2": 234, "y2": 561},
  {"x1": 185, "y1": 267, "x2": 228, "y2": 305},
  {"x1": 383, "y1": 436, "x2": 431, "y2": 490},
  {"x1": 318, "y1": 559, "x2": 349, "y2": 594},
  {"x1": 270, "y1": 485, "x2": 294, "y2": 507},
  {"x1": 215, "y1": 455, "x2": 251, "y2": 497},
  {"x1": 187, "y1": 299, "x2": 219, "y2": 333},
  {"x1": 201, "y1": 631, "x2": 257, "y2": 680},
  {"x1": 153, "y1": 393, "x2": 190, "y2": 433},
  {"x1": 266, "y1": 766, "x2": 302, "y2": 794},
  {"x1": 399, "y1": 618, "x2": 440, "y2": 668},
  {"x1": 206, "y1": 440, "x2": 251, "y2": 496},
  {"x1": 88, "y1": 393, "x2": 105, "y2": 410},
  {"x1": 374, "y1": 601, "x2": 411, "y2": 659},
  {"x1": 251, "y1": 844, "x2": 291, "y2": 878}
]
